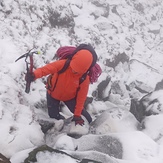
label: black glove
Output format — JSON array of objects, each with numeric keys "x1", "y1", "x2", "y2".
[
  {"x1": 72, "y1": 115, "x2": 84, "y2": 126},
  {"x1": 25, "y1": 72, "x2": 35, "y2": 82}
]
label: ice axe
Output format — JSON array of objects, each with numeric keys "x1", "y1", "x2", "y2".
[{"x1": 15, "y1": 49, "x2": 41, "y2": 93}]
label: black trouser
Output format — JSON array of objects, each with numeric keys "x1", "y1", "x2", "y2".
[{"x1": 47, "y1": 93, "x2": 92, "y2": 123}]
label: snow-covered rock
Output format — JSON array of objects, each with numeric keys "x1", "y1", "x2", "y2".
[{"x1": 90, "y1": 107, "x2": 139, "y2": 134}]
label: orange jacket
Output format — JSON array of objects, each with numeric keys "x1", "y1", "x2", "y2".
[{"x1": 33, "y1": 50, "x2": 93, "y2": 116}]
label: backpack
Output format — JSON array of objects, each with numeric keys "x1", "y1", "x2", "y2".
[
  {"x1": 56, "y1": 43, "x2": 102, "y2": 84},
  {"x1": 46, "y1": 44, "x2": 102, "y2": 91}
]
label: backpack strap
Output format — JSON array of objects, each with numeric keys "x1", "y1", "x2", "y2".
[
  {"x1": 58, "y1": 58, "x2": 71, "y2": 74},
  {"x1": 75, "y1": 72, "x2": 88, "y2": 95},
  {"x1": 79, "y1": 72, "x2": 88, "y2": 84}
]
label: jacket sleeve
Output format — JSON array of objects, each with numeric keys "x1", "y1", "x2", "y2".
[
  {"x1": 33, "y1": 60, "x2": 65, "y2": 79},
  {"x1": 74, "y1": 75, "x2": 90, "y2": 116}
]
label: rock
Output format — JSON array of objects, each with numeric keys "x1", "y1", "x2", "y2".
[
  {"x1": 24, "y1": 145, "x2": 76, "y2": 163},
  {"x1": 80, "y1": 159, "x2": 102, "y2": 163},
  {"x1": 24, "y1": 145, "x2": 102, "y2": 163},
  {"x1": 90, "y1": 108, "x2": 139, "y2": 134},
  {"x1": 0, "y1": 153, "x2": 11, "y2": 163},
  {"x1": 105, "y1": 52, "x2": 129, "y2": 69},
  {"x1": 95, "y1": 76, "x2": 111, "y2": 101},
  {"x1": 75, "y1": 134, "x2": 123, "y2": 159},
  {"x1": 155, "y1": 79, "x2": 163, "y2": 91},
  {"x1": 38, "y1": 119, "x2": 55, "y2": 134},
  {"x1": 130, "y1": 90, "x2": 163, "y2": 123},
  {"x1": 68, "y1": 150, "x2": 118, "y2": 163},
  {"x1": 130, "y1": 98, "x2": 146, "y2": 122},
  {"x1": 140, "y1": 90, "x2": 163, "y2": 116},
  {"x1": 127, "y1": 59, "x2": 163, "y2": 92},
  {"x1": 84, "y1": 97, "x2": 93, "y2": 108}
]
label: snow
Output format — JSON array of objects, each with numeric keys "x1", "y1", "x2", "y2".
[
  {"x1": 116, "y1": 131, "x2": 159, "y2": 162},
  {"x1": 68, "y1": 121, "x2": 89, "y2": 135},
  {"x1": 0, "y1": 0, "x2": 163, "y2": 163},
  {"x1": 89, "y1": 108, "x2": 138, "y2": 134},
  {"x1": 36, "y1": 151, "x2": 77, "y2": 163}
]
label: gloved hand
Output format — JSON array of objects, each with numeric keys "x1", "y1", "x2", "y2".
[
  {"x1": 72, "y1": 115, "x2": 84, "y2": 126},
  {"x1": 25, "y1": 72, "x2": 35, "y2": 82}
]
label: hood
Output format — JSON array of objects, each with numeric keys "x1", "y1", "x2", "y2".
[{"x1": 70, "y1": 50, "x2": 93, "y2": 74}]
